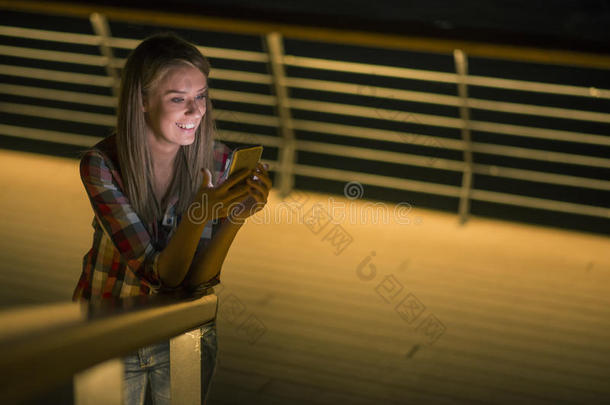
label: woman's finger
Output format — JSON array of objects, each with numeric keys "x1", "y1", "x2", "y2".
[
  {"x1": 251, "y1": 169, "x2": 272, "y2": 190},
  {"x1": 218, "y1": 169, "x2": 251, "y2": 192},
  {"x1": 222, "y1": 184, "x2": 250, "y2": 203},
  {"x1": 247, "y1": 178, "x2": 269, "y2": 198}
]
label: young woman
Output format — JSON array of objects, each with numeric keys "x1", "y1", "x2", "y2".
[{"x1": 72, "y1": 32, "x2": 271, "y2": 404}]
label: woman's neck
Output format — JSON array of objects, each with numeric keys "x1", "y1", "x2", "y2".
[
  {"x1": 147, "y1": 132, "x2": 179, "y2": 172},
  {"x1": 146, "y1": 132, "x2": 180, "y2": 206}
]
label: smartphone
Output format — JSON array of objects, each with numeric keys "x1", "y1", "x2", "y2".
[{"x1": 221, "y1": 145, "x2": 263, "y2": 182}]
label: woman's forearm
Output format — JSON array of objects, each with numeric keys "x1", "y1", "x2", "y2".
[{"x1": 184, "y1": 219, "x2": 243, "y2": 288}]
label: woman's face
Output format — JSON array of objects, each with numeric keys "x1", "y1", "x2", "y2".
[{"x1": 144, "y1": 64, "x2": 208, "y2": 149}]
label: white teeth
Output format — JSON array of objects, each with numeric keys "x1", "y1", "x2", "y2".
[{"x1": 176, "y1": 122, "x2": 196, "y2": 129}]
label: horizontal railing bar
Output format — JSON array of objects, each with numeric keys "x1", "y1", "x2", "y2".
[
  {"x1": 104, "y1": 37, "x2": 269, "y2": 62},
  {"x1": 107, "y1": 57, "x2": 273, "y2": 84},
  {"x1": 216, "y1": 130, "x2": 282, "y2": 147},
  {"x1": 285, "y1": 78, "x2": 452, "y2": 105},
  {"x1": 0, "y1": 123, "x2": 99, "y2": 147},
  {"x1": 288, "y1": 98, "x2": 610, "y2": 147},
  {"x1": 470, "y1": 189, "x2": 609, "y2": 218},
  {"x1": 472, "y1": 163, "x2": 610, "y2": 191},
  {"x1": 295, "y1": 139, "x2": 463, "y2": 171},
  {"x1": 197, "y1": 46, "x2": 269, "y2": 63},
  {"x1": 466, "y1": 75, "x2": 610, "y2": 100},
  {"x1": 0, "y1": 24, "x2": 101, "y2": 45},
  {"x1": 468, "y1": 120, "x2": 610, "y2": 147},
  {"x1": 0, "y1": 102, "x2": 115, "y2": 126},
  {"x1": 210, "y1": 68, "x2": 272, "y2": 85},
  {"x1": 286, "y1": 76, "x2": 460, "y2": 105},
  {"x1": 0, "y1": 83, "x2": 116, "y2": 107},
  {"x1": 284, "y1": 54, "x2": 458, "y2": 84},
  {"x1": 283, "y1": 55, "x2": 610, "y2": 99},
  {"x1": 214, "y1": 108, "x2": 279, "y2": 127},
  {"x1": 295, "y1": 138, "x2": 610, "y2": 190},
  {"x1": 467, "y1": 98, "x2": 610, "y2": 124},
  {"x1": 0, "y1": 294, "x2": 217, "y2": 404},
  {"x1": 0, "y1": 64, "x2": 113, "y2": 87},
  {"x1": 293, "y1": 163, "x2": 463, "y2": 197},
  {"x1": 288, "y1": 97, "x2": 462, "y2": 128},
  {"x1": 292, "y1": 119, "x2": 610, "y2": 169},
  {"x1": 294, "y1": 164, "x2": 608, "y2": 217},
  {"x1": 0, "y1": 44, "x2": 108, "y2": 66},
  {"x1": 211, "y1": 88, "x2": 276, "y2": 106},
  {"x1": 470, "y1": 142, "x2": 610, "y2": 169},
  {"x1": 3, "y1": 1, "x2": 610, "y2": 70},
  {"x1": 0, "y1": 25, "x2": 268, "y2": 64},
  {"x1": 103, "y1": 36, "x2": 139, "y2": 49},
  {"x1": 292, "y1": 118, "x2": 463, "y2": 149},
  {"x1": 0, "y1": 123, "x2": 287, "y2": 153},
  {"x1": 285, "y1": 77, "x2": 610, "y2": 123}
]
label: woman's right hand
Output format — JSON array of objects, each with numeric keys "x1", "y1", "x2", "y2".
[{"x1": 186, "y1": 168, "x2": 251, "y2": 225}]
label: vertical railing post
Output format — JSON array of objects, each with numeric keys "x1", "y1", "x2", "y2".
[
  {"x1": 265, "y1": 32, "x2": 296, "y2": 198},
  {"x1": 90, "y1": 12, "x2": 120, "y2": 97},
  {"x1": 454, "y1": 49, "x2": 473, "y2": 225}
]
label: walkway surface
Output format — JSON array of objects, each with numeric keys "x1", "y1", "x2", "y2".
[{"x1": 1, "y1": 149, "x2": 609, "y2": 404}]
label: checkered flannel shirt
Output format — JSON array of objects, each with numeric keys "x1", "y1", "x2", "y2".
[{"x1": 72, "y1": 134, "x2": 232, "y2": 301}]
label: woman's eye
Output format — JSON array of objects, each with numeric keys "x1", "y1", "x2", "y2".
[
  {"x1": 171, "y1": 97, "x2": 184, "y2": 103},
  {"x1": 196, "y1": 94, "x2": 207, "y2": 101}
]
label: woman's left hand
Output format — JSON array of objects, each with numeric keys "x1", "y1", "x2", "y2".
[{"x1": 227, "y1": 163, "x2": 272, "y2": 223}]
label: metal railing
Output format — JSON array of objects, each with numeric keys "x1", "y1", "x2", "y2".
[
  {"x1": 0, "y1": 291, "x2": 218, "y2": 404},
  {"x1": 0, "y1": 2, "x2": 609, "y2": 227}
]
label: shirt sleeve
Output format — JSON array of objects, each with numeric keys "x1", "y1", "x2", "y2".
[{"x1": 80, "y1": 150, "x2": 162, "y2": 291}]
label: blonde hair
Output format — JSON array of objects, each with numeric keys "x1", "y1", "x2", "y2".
[{"x1": 116, "y1": 32, "x2": 216, "y2": 227}]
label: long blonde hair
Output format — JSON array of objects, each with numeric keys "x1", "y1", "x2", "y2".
[{"x1": 117, "y1": 32, "x2": 216, "y2": 227}]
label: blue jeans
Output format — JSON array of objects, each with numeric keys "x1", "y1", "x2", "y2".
[{"x1": 123, "y1": 322, "x2": 218, "y2": 405}]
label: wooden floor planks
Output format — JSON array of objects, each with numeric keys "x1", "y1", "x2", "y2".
[{"x1": 1, "y1": 149, "x2": 609, "y2": 404}]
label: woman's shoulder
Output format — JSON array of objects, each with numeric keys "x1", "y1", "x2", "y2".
[
  {"x1": 79, "y1": 134, "x2": 123, "y2": 184},
  {"x1": 80, "y1": 135, "x2": 119, "y2": 165}
]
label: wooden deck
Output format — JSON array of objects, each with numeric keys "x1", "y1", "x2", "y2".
[{"x1": 1, "y1": 149, "x2": 609, "y2": 404}]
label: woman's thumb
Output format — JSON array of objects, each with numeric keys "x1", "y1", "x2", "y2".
[{"x1": 201, "y1": 168, "x2": 213, "y2": 188}]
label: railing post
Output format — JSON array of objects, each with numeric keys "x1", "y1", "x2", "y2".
[
  {"x1": 454, "y1": 49, "x2": 473, "y2": 225},
  {"x1": 89, "y1": 12, "x2": 120, "y2": 97},
  {"x1": 265, "y1": 32, "x2": 296, "y2": 197}
]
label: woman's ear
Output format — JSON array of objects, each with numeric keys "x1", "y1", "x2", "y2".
[{"x1": 141, "y1": 95, "x2": 148, "y2": 113}]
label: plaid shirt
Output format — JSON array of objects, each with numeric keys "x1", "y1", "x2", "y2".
[{"x1": 72, "y1": 134, "x2": 232, "y2": 301}]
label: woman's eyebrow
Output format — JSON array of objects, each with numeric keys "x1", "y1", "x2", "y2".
[{"x1": 164, "y1": 87, "x2": 208, "y2": 95}]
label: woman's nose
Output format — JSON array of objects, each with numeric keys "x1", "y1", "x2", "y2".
[{"x1": 185, "y1": 98, "x2": 204, "y2": 117}]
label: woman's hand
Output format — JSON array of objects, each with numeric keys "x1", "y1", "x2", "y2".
[
  {"x1": 186, "y1": 168, "x2": 251, "y2": 225},
  {"x1": 227, "y1": 163, "x2": 272, "y2": 224}
]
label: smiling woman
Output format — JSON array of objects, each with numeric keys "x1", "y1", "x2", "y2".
[
  {"x1": 144, "y1": 64, "x2": 209, "y2": 202},
  {"x1": 72, "y1": 32, "x2": 272, "y2": 405}
]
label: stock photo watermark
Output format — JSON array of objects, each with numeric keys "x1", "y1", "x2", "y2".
[
  {"x1": 214, "y1": 283, "x2": 267, "y2": 345},
  {"x1": 187, "y1": 181, "x2": 421, "y2": 229},
  {"x1": 356, "y1": 252, "x2": 446, "y2": 346}
]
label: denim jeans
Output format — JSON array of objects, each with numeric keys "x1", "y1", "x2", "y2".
[{"x1": 123, "y1": 322, "x2": 218, "y2": 405}]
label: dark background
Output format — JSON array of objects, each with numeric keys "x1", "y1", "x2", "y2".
[{"x1": 79, "y1": 0, "x2": 610, "y2": 51}]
